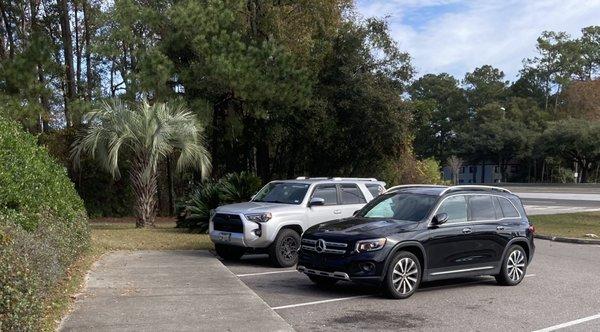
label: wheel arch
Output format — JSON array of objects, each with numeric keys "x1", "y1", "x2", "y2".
[
  {"x1": 502, "y1": 237, "x2": 531, "y2": 262},
  {"x1": 382, "y1": 241, "x2": 427, "y2": 280}
]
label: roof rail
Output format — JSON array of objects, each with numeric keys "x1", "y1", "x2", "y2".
[
  {"x1": 385, "y1": 184, "x2": 447, "y2": 193},
  {"x1": 329, "y1": 177, "x2": 378, "y2": 182},
  {"x1": 440, "y1": 185, "x2": 512, "y2": 196},
  {"x1": 295, "y1": 177, "x2": 379, "y2": 181}
]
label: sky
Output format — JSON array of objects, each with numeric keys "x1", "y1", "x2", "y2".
[{"x1": 355, "y1": 0, "x2": 600, "y2": 81}]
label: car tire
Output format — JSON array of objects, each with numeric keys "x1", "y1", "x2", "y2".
[
  {"x1": 496, "y1": 244, "x2": 528, "y2": 286},
  {"x1": 269, "y1": 228, "x2": 301, "y2": 268},
  {"x1": 308, "y1": 275, "x2": 339, "y2": 287},
  {"x1": 383, "y1": 251, "x2": 421, "y2": 299},
  {"x1": 215, "y1": 244, "x2": 245, "y2": 261}
]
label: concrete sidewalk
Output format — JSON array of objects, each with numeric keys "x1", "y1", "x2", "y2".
[{"x1": 59, "y1": 251, "x2": 293, "y2": 332}]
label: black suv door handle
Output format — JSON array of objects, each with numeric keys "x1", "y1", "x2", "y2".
[
  {"x1": 462, "y1": 227, "x2": 472, "y2": 234},
  {"x1": 496, "y1": 226, "x2": 505, "y2": 231}
]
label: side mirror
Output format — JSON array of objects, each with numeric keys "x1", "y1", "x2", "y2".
[
  {"x1": 432, "y1": 213, "x2": 448, "y2": 225},
  {"x1": 309, "y1": 197, "x2": 325, "y2": 207}
]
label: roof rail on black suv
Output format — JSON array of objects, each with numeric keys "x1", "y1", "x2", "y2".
[{"x1": 297, "y1": 184, "x2": 534, "y2": 299}]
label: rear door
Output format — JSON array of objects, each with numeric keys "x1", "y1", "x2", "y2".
[
  {"x1": 465, "y1": 194, "x2": 504, "y2": 266},
  {"x1": 306, "y1": 184, "x2": 341, "y2": 227},
  {"x1": 338, "y1": 183, "x2": 368, "y2": 217}
]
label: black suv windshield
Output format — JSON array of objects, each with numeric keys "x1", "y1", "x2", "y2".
[
  {"x1": 252, "y1": 182, "x2": 310, "y2": 205},
  {"x1": 358, "y1": 193, "x2": 437, "y2": 221}
]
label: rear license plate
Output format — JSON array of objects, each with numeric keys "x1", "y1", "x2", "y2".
[{"x1": 219, "y1": 232, "x2": 231, "y2": 242}]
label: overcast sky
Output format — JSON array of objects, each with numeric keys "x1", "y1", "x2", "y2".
[{"x1": 356, "y1": 0, "x2": 600, "y2": 81}]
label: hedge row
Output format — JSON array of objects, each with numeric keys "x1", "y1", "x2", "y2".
[{"x1": 0, "y1": 117, "x2": 90, "y2": 330}]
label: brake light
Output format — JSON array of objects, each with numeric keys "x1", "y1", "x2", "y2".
[{"x1": 528, "y1": 225, "x2": 535, "y2": 234}]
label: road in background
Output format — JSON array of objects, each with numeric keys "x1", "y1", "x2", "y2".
[{"x1": 502, "y1": 184, "x2": 600, "y2": 215}]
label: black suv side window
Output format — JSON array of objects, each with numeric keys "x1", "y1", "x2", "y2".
[
  {"x1": 498, "y1": 197, "x2": 519, "y2": 218},
  {"x1": 312, "y1": 184, "x2": 338, "y2": 205},
  {"x1": 340, "y1": 184, "x2": 366, "y2": 204},
  {"x1": 436, "y1": 195, "x2": 467, "y2": 224},
  {"x1": 468, "y1": 195, "x2": 495, "y2": 221}
]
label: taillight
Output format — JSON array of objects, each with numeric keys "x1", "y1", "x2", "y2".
[{"x1": 528, "y1": 225, "x2": 535, "y2": 234}]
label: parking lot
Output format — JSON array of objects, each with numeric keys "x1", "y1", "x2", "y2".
[{"x1": 222, "y1": 239, "x2": 600, "y2": 331}]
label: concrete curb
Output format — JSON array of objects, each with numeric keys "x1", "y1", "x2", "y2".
[{"x1": 535, "y1": 234, "x2": 600, "y2": 245}]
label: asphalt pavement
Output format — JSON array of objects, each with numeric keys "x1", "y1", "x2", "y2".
[{"x1": 224, "y1": 239, "x2": 600, "y2": 331}]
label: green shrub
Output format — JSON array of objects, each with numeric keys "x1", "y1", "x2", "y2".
[
  {"x1": 176, "y1": 172, "x2": 263, "y2": 232},
  {"x1": 0, "y1": 117, "x2": 90, "y2": 330}
]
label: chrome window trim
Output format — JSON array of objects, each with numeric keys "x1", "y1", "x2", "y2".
[{"x1": 427, "y1": 193, "x2": 522, "y2": 228}]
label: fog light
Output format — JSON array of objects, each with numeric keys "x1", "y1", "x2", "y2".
[
  {"x1": 359, "y1": 262, "x2": 375, "y2": 272},
  {"x1": 254, "y1": 229, "x2": 262, "y2": 236}
]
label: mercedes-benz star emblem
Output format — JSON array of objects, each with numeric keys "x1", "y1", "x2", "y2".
[{"x1": 315, "y1": 239, "x2": 326, "y2": 253}]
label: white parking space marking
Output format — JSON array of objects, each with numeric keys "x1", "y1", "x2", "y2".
[
  {"x1": 525, "y1": 274, "x2": 536, "y2": 277},
  {"x1": 236, "y1": 270, "x2": 298, "y2": 277},
  {"x1": 532, "y1": 313, "x2": 600, "y2": 332},
  {"x1": 272, "y1": 295, "x2": 371, "y2": 310}
]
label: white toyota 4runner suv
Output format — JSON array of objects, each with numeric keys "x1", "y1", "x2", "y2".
[{"x1": 209, "y1": 177, "x2": 386, "y2": 267}]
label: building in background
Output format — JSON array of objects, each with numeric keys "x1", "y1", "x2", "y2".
[{"x1": 443, "y1": 162, "x2": 521, "y2": 184}]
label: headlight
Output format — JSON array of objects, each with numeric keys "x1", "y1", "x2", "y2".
[
  {"x1": 355, "y1": 238, "x2": 387, "y2": 252},
  {"x1": 244, "y1": 212, "x2": 272, "y2": 223}
]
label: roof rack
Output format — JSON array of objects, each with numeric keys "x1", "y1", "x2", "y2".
[
  {"x1": 385, "y1": 184, "x2": 447, "y2": 193},
  {"x1": 439, "y1": 185, "x2": 512, "y2": 196},
  {"x1": 296, "y1": 177, "x2": 379, "y2": 182}
]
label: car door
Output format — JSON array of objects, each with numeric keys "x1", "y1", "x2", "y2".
[
  {"x1": 338, "y1": 183, "x2": 368, "y2": 217},
  {"x1": 306, "y1": 184, "x2": 341, "y2": 227},
  {"x1": 465, "y1": 194, "x2": 504, "y2": 266},
  {"x1": 426, "y1": 194, "x2": 486, "y2": 275},
  {"x1": 477, "y1": 195, "x2": 521, "y2": 264}
]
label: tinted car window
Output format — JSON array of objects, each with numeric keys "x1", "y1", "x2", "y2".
[
  {"x1": 312, "y1": 184, "x2": 338, "y2": 205},
  {"x1": 436, "y1": 195, "x2": 467, "y2": 223},
  {"x1": 362, "y1": 193, "x2": 436, "y2": 221},
  {"x1": 492, "y1": 196, "x2": 504, "y2": 219},
  {"x1": 340, "y1": 184, "x2": 366, "y2": 204},
  {"x1": 468, "y1": 195, "x2": 495, "y2": 221},
  {"x1": 498, "y1": 197, "x2": 519, "y2": 218},
  {"x1": 253, "y1": 182, "x2": 309, "y2": 205},
  {"x1": 366, "y1": 184, "x2": 384, "y2": 198}
]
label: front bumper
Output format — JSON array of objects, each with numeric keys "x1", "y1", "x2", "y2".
[
  {"x1": 209, "y1": 213, "x2": 274, "y2": 248},
  {"x1": 297, "y1": 245, "x2": 390, "y2": 283}
]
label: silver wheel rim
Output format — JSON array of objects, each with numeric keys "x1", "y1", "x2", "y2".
[
  {"x1": 507, "y1": 249, "x2": 525, "y2": 282},
  {"x1": 392, "y1": 257, "x2": 419, "y2": 295}
]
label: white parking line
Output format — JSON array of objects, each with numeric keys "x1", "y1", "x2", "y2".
[
  {"x1": 236, "y1": 270, "x2": 298, "y2": 277},
  {"x1": 272, "y1": 295, "x2": 371, "y2": 310},
  {"x1": 532, "y1": 313, "x2": 600, "y2": 332}
]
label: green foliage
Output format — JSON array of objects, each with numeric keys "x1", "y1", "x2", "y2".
[
  {"x1": 72, "y1": 100, "x2": 211, "y2": 226},
  {"x1": 176, "y1": 172, "x2": 263, "y2": 232},
  {"x1": 537, "y1": 119, "x2": 600, "y2": 182},
  {"x1": 0, "y1": 117, "x2": 90, "y2": 330}
]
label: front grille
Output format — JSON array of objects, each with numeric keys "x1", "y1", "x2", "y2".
[
  {"x1": 301, "y1": 238, "x2": 348, "y2": 254},
  {"x1": 213, "y1": 213, "x2": 243, "y2": 233}
]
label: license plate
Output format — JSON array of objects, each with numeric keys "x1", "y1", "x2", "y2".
[{"x1": 219, "y1": 232, "x2": 231, "y2": 242}]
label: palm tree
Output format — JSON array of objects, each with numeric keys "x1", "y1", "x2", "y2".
[{"x1": 72, "y1": 100, "x2": 211, "y2": 227}]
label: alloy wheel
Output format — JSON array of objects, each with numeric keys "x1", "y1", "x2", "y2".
[
  {"x1": 393, "y1": 257, "x2": 419, "y2": 295},
  {"x1": 507, "y1": 249, "x2": 525, "y2": 282},
  {"x1": 280, "y1": 236, "x2": 299, "y2": 262}
]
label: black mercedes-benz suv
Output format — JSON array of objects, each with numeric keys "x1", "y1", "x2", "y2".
[{"x1": 297, "y1": 185, "x2": 535, "y2": 299}]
